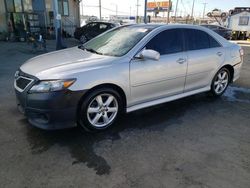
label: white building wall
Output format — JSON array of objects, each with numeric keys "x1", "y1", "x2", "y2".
[
  {"x1": 228, "y1": 11, "x2": 250, "y2": 31},
  {"x1": 62, "y1": 0, "x2": 80, "y2": 36}
]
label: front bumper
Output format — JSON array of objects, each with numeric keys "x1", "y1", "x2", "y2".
[{"x1": 15, "y1": 76, "x2": 86, "y2": 130}]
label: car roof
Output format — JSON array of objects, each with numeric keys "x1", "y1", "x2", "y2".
[
  {"x1": 121, "y1": 24, "x2": 231, "y2": 47},
  {"x1": 201, "y1": 24, "x2": 228, "y2": 29},
  {"x1": 123, "y1": 23, "x2": 213, "y2": 31},
  {"x1": 87, "y1": 21, "x2": 116, "y2": 25}
]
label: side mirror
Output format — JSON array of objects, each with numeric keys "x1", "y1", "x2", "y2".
[{"x1": 139, "y1": 49, "x2": 160, "y2": 61}]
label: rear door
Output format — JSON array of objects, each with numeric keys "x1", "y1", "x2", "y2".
[{"x1": 183, "y1": 29, "x2": 225, "y2": 92}]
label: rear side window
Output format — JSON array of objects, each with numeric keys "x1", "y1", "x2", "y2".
[
  {"x1": 184, "y1": 29, "x2": 221, "y2": 50},
  {"x1": 185, "y1": 29, "x2": 209, "y2": 50},
  {"x1": 146, "y1": 29, "x2": 183, "y2": 55},
  {"x1": 208, "y1": 35, "x2": 221, "y2": 48}
]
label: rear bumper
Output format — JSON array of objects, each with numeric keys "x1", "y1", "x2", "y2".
[
  {"x1": 233, "y1": 62, "x2": 243, "y2": 82},
  {"x1": 15, "y1": 89, "x2": 87, "y2": 130}
]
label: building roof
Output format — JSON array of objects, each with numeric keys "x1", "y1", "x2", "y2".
[
  {"x1": 230, "y1": 11, "x2": 250, "y2": 17},
  {"x1": 229, "y1": 7, "x2": 250, "y2": 16}
]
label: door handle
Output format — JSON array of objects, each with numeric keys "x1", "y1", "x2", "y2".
[
  {"x1": 176, "y1": 58, "x2": 186, "y2": 64},
  {"x1": 217, "y1": 52, "x2": 223, "y2": 56}
]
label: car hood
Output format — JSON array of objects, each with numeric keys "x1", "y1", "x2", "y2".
[{"x1": 20, "y1": 47, "x2": 116, "y2": 79}]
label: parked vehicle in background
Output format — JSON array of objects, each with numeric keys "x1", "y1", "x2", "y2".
[
  {"x1": 228, "y1": 7, "x2": 250, "y2": 40},
  {"x1": 201, "y1": 25, "x2": 232, "y2": 40},
  {"x1": 15, "y1": 24, "x2": 243, "y2": 132},
  {"x1": 74, "y1": 22, "x2": 118, "y2": 43}
]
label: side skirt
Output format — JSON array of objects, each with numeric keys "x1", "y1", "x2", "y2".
[{"x1": 126, "y1": 86, "x2": 211, "y2": 113}]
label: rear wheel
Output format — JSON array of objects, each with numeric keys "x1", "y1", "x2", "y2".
[
  {"x1": 210, "y1": 68, "x2": 230, "y2": 96},
  {"x1": 78, "y1": 88, "x2": 123, "y2": 132}
]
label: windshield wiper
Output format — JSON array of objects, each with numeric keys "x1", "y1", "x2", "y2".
[
  {"x1": 78, "y1": 45, "x2": 103, "y2": 55},
  {"x1": 85, "y1": 48, "x2": 103, "y2": 55}
]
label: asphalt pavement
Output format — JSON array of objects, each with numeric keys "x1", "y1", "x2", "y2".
[{"x1": 0, "y1": 40, "x2": 250, "y2": 188}]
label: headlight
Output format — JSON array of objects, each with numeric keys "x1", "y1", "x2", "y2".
[{"x1": 29, "y1": 79, "x2": 76, "y2": 93}]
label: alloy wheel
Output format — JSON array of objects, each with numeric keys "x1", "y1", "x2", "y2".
[
  {"x1": 213, "y1": 70, "x2": 229, "y2": 94},
  {"x1": 86, "y1": 93, "x2": 118, "y2": 128}
]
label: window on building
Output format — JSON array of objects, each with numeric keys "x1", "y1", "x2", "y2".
[
  {"x1": 14, "y1": 0, "x2": 23, "y2": 12},
  {"x1": 239, "y1": 16, "x2": 249, "y2": 26},
  {"x1": 58, "y1": 0, "x2": 69, "y2": 16},
  {"x1": 45, "y1": 0, "x2": 52, "y2": 10},
  {"x1": 63, "y1": 0, "x2": 69, "y2": 16},
  {"x1": 5, "y1": 0, "x2": 15, "y2": 12},
  {"x1": 23, "y1": 0, "x2": 32, "y2": 11}
]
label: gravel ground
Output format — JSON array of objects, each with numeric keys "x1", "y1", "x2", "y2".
[{"x1": 0, "y1": 40, "x2": 250, "y2": 188}]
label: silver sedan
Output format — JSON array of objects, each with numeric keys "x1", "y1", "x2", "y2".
[{"x1": 14, "y1": 24, "x2": 243, "y2": 131}]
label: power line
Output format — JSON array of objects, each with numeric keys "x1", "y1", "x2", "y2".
[
  {"x1": 174, "y1": 0, "x2": 179, "y2": 22},
  {"x1": 202, "y1": 2, "x2": 208, "y2": 18},
  {"x1": 102, "y1": 6, "x2": 130, "y2": 15},
  {"x1": 180, "y1": 0, "x2": 187, "y2": 16},
  {"x1": 82, "y1": 4, "x2": 130, "y2": 15}
]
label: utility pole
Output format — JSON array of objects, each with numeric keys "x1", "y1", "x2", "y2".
[
  {"x1": 167, "y1": 0, "x2": 171, "y2": 24},
  {"x1": 111, "y1": 3, "x2": 118, "y2": 19},
  {"x1": 144, "y1": 0, "x2": 147, "y2": 23},
  {"x1": 191, "y1": 0, "x2": 195, "y2": 23},
  {"x1": 81, "y1": 1, "x2": 84, "y2": 16},
  {"x1": 53, "y1": 0, "x2": 64, "y2": 50},
  {"x1": 116, "y1": 4, "x2": 118, "y2": 18},
  {"x1": 174, "y1": 0, "x2": 179, "y2": 22},
  {"x1": 99, "y1": 0, "x2": 102, "y2": 20},
  {"x1": 202, "y1": 2, "x2": 207, "y2": 19},
  {"x1": 136, "y1": 0, "x2": 139, "y2": 23}
]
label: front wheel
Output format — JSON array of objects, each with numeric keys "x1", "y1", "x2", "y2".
[
  {"x1": 78, "y1": 88, "x2": 123, "y2": 132},
  {"x1": 210, "y1": 68, "x2": 230, "y2": 96}
]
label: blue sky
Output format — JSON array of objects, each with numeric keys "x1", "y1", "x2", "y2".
[{"x1": 81, "y1": 0, "x2": 250, "y2": 17}]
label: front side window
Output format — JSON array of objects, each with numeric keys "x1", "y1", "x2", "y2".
[
  {"x1": 83, "y1": 26, "x2": 153, "y2": 57},
  {"x1": 146, "y1": 29, "x2": 183, "y2": 55},
  {"x1": 239, "y1": 16, "x2": 249, "y2": 26}
]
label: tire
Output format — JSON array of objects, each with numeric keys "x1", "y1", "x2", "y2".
[
  {"x1": 78, "y1": 88, "x2": 123, "y2": 132},
  {"x1": 210, "y1": 67, "x2": 230, "y2": 96},
  {"x1": 80, "y1": 35, "x2": 87, "y2": 44}
]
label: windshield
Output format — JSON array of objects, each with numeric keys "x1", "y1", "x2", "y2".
[{"x1": 82, "y1": 25, "x2": 154, "y2": 57}]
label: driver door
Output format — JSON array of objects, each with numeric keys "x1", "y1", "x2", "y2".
[{"x1": 130, "y1": 29, "x2": 187, "y2": 105}]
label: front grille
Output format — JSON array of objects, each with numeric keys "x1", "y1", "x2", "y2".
[
  {"x1": 15, "y1": 75, "x2": 34, "y2": 92},
  {"x1": 16, "y1": 77, "x2": 32, "y2": 90}
]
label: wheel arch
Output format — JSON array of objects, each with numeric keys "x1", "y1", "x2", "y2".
[
  {"x1": 76, "y1": 83, "x2": 127, "y2": 118},
  {"x1": 221, "y1": 64, "x2": 234, "y2": 83}
]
